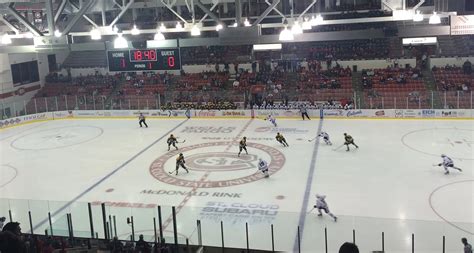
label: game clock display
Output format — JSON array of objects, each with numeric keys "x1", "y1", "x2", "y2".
[{"x1": 107, "y1": 49, "x2": 181, "y2": 71}]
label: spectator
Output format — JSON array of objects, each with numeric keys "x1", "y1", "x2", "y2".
[
  {"x1": 463, "y1": 60, "x2": 472, "y2": 75},
  {"x1": 0, "y1": 217, "x2": 5, "y2": 230},
  {"x1": 339, "y1": 242, "x2": 359, "y2": 253},
  {"x1": 108, "y1": 236, "x2": 123, "y2": 253},
  {"x1": 136, "y1": 234, "x2": 151, "y2": 253},
  {"x1": 0, "y1": 222, "x2": 26, "y2": 253},
  {"x1": 462, "y1": 238, "x2": 472, "y2": 253}
]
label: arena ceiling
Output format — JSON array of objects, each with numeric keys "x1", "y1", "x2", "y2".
[{"x1": 0, "y1": 0, "x2": 465, "y2": 47}]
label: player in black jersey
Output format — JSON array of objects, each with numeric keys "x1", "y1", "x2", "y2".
[
  {"x1": 138, "y1": 113, "x2": 148, "y2": 128},
  {"x1": 167, "y1": 134, "x2": 178, "y2": 151},
  {"x1": 276, "y1": 132, "x2": 289, "y2": 147},
  {"x1": 173, "y1": 153, "x2": 188, "y2": 175},
  {"x1": 344, "y1": 133, "x2": 359, "y2": 151},
  {"x1": 238, "y1": 137, "x2": 248, "y2": 157}
]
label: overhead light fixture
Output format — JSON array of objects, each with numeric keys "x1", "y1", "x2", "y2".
[
  {"x1": 291, "y1": 21, "x2": 303, "y2": 35},
  {"x1": 159, "y1": 23, "x2": 167, "y2": 32},
  {"x1": 113, "y1": 33, "x2": 128, "y2": 48},
  {"x1": 302, "y1": 17, "x2": 312, "y2": 30},
  {"x1": 429, "y1": 12, "x2": 441, "y2": 24},
  {"x1": 311, "y1": 14, "x2": 323, "y2": 26},
  {"x1": 1, "y1": 34, "x2": 12, "y2": 45},
  {"x1": 215, "y1": 23, "x2": 224, "y2": 31},
  {"x1": 90, "y1": 27, "x2": 101, "y2": 40},
  {"x1": 23, "y1": 32, "x2": 34, "y2": 39},
  {"x1": 244, "y1": 18, "x2": 251, "y2": 27},
  {"x1": 131, "y1": 24, "x2": 140, "y2": 35},
  {"x1": 231, "y1": 21, "x2": 238, "y2": 27},
  {"x1": 191, "y1": 24, "x2": 201, "y2": 36},
  {"x1": 175, "y1": 22, "x2": 184, "y2": 31},
  {"x1": 279, "y1": 26, "x2": 294, "y2": 41},
  {"x1": 413, "y1": 10, "x2": 423, "y2": 22},
  {"x1": 54, "y1": 29, "x2": 62, "y2": 37},
  {"x1": 154, "y1": 31, "x2": 165, "y2": 41}
]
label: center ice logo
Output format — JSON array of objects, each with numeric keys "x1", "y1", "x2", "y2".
[
  {"x1": 186, "y1": 153, "x2": 257, "y2": 171},
  {"x1": 149, "y1": 141, "x2": 285, "y2": 188}
]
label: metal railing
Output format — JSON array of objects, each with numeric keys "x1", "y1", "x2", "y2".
[
  {"x1": 1, "y1": 198, "x2": 471, "y2": 253},
  {"x1": 1, "y1": 91, "x2": 473, "y2": 120}
]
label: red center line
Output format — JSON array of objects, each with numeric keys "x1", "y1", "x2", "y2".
[{"x1": 161, "y1": 119, "x2": 254, "y2": 230}]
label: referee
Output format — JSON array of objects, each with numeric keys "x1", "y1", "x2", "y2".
[
  {"x1": 300, "y1": 106, "x2": 311, "y2": 120},
  {"x1": 138, "y1": 113, "x2": 148, "y2": 128}
]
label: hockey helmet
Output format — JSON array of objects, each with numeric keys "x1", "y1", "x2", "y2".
[
  {"x1": 179, "y1": 153, "x2": 183, "y2": 156},
  {"x1": 441, "y1": 154, "x2": 446, "y2": 157}
]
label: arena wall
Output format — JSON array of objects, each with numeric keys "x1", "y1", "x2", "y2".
[{"x1": 1, "y1": 109, "x2": 472, "y2": 129}]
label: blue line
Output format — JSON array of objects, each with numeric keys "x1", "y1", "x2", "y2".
[
  {"x1": 32, "y1": 119, "x2": 188, "y2": 231},
  {"x1": 292, "y1": 118, "x2": 324, "y2": 253}
]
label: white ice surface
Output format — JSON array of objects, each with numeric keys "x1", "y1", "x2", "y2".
[{"x1": 0, "y1": 118, "x2": 472, "y2": 252}]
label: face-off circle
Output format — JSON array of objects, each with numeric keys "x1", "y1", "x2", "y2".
[
  {"x1": 149, "y1": 141, "x2": 285, "y2": 188},
  {"x1": 10, "y1": 126, "x2": 103, "y2": 150},
  {"x1": 401, "y1": 128, "x2": 473, "y2": 160}
]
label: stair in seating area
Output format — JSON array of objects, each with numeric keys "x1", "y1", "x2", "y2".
[
  {"x1": 421, "y1": 70, "x2": 441, "y2": 109},
  {"x1": 351, "y1": 71, "x2": 365, "y2": 108}
]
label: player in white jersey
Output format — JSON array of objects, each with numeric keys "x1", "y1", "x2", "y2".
[
  {"x1": 438, "y1": 154, "x2": 462, "y2": 175},
  {"x1": 265, "y1": 114, "x2": 277, "y2": 127},
  {"x1": 318, "y1": 132, "x2": 332, "y2": 145},
  {"x1": 257, "y1": 158, "x2": 270, "y2": 178},
  {"x1": 313, "y1": 194, "x2": 337, "y2": 222}
]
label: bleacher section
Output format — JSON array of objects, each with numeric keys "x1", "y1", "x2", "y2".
[
  {"x1": 362, "y1": 67, "x2": 429, "y2": 109},
  {"x1": 433, "y1": 67, "x2": 473, "y2": 109}
]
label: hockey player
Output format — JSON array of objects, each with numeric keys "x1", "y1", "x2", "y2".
[
  {"x1": 438, "y1": 154, "x2": 462, "y2": 175},
  {"x1": 314, "y1": 194, "x2": 337, "y2": 222},
  {"x1": 276, "y1": 132, "x2": 289, "y2": 147},
  {"x1": 138, "y1": 113, "x2": 148, "y2": 128},
  {"x1": 343, "y1": 133, "x2": 359, "y2": 151},
  {"x1": 173, "y1": 153, "x2": 189, "y2": 175},
  {"x1": 238, "y1": 137, "x2": 248, "y2": 157},
  {"x1": 257, "y1": 158, "x2": 270, "y2": 178},
  {"x1": 167, "y1": 134, "x2": 178, "y2": 151},
  {"x1": 265, "y1": 114, "x2": 277, "y2": 127},
  {"x1": 318, "y1": 131, "x2": 332, "y2": 145}
]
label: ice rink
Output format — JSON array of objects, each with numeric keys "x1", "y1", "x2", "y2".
[{"x1": 0, "y1": 116, "x2": 473, "y2": 252}]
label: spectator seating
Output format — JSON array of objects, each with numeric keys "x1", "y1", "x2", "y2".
[
  {"x1": 362, "y1": 67, "x2": 429, "y2": 109},
  {"x1": 433, "y1": 67, "x2": 473, "y2": 109},
  {"x1": 295, "y1": 66, "x2": 354, "y2": 106}
]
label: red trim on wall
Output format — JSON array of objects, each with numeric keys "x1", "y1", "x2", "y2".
[{"x1": 0, "y1": 85, "x2": 41, "y2": 99}]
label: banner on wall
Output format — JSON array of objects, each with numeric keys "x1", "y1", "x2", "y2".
[{"x1": 0, "y1": 113, "x2": 50, "y2": 128}]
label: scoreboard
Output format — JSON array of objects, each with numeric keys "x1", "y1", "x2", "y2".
[{"x1": 107, "y1": 48, "x2": 181, "y2": 71}]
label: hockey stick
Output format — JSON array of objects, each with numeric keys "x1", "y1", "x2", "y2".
[
  {"x1": 308, "y1": 137, "x2": 317, "y2": 142},
  {"x1": 307, "y1": 207, "x2": 315, "y2": 213},
  {"x1": 432, "y1": 164, "x2": 440, "y2": 167},
  {"x1": 332, "y1": 144, "x2": 344, "y2": 151},
  {"x1": 168, "y1": 170, "x2": 177, "y2": 174},
  {"x1": 177, "y1": 139, "x2": 186, "y2": 143}
]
